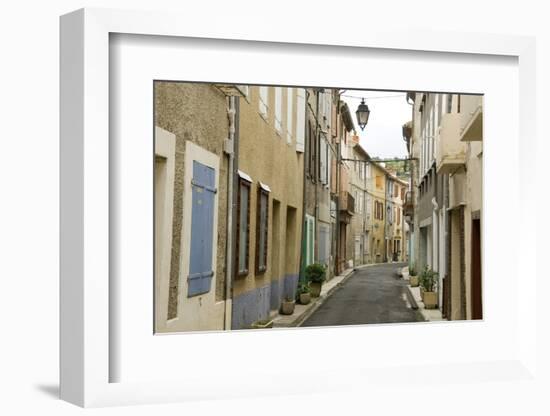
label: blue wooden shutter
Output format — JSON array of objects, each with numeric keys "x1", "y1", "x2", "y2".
[{"x1": 188, "y1": 161, "x2": 216, "y2": 297}]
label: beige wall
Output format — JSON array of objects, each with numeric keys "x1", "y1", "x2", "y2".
[
  {"x1": 234, "y1": 86, "x2": 304, "y2": 300},
  {"x1": 369, "y1": 163, "x2": 386, "y2": 263},
  {"x1": 446, "y1": 96, "x2": 483, "y2": 320}
]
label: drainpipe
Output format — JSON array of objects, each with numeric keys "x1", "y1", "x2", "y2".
[
  {"x1": 314, "y1": 89, "x2": 320, "y2": 262},
  {"x1": 431, "y1": 197, "x2": 439, "y2": 273},
  {"x1": 335, "y1": 129, "x2": 341, "y2": 274},
  {"x1": 298, "y1": 91, "x2": 309, "y2": 285},
  {"x1": 224, "y1": 96, "x2": 238, "y2": 330}
]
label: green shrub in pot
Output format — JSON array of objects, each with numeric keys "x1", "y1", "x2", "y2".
[{"x1": 305, "y1": 263, "x2": 326, "y2": 297}]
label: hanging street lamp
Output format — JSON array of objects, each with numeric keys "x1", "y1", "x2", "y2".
[{"x1": 356, "y1": 98, "x2": 370, "y2": 131}]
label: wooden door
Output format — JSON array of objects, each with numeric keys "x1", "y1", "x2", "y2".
[{"x1": 471, "y1": 218, "x2": 482, "y2": 319}]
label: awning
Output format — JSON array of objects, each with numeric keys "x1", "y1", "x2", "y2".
[
  {"x1": 237, "y1": 169, "x2": 252, "y2": 183},
  {"x1": 259, "y1": 181, "x2": 271, "y2": 193}
]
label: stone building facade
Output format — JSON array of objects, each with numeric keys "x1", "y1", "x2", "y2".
[{"x1": 232, "y1": 85, "x2": 305, "y2": 329}]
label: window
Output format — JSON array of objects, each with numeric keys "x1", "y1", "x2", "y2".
[
  {"x1": 457, "y1": 94, "x2": 461, "y2": 113},
  {"x1": 374, "y1": 200, "x2": 384, "y2": 220},
  {"x1": 286, "y1": 88, "x2": 294, "y2": 144},
  {"x1": 274, "y1": 87, "x2": 282, "y2": 133},
  {"x1": 376, "y1": 175, "x2": 382, "y2": 189},
  {"x1": 256, "y1": 185, "x2": 269, "y2": 273},
  {"x1": 240, "y1": 85, "x2": 250, "y2": 102},
  {"x1": 307, "y1": 122, "x2": 316, "y2": 179},
  {"x1": 327, "y1": 144, "x2": 332, "y2": 189},
  {"x1": 318, "y1": 224, "x2": 330, "y2": 266},
  {"x1": 320, "y1": 137, "x2": 327, "y2": 185},
  {"x1": 446, "y1": 94, "x2": 453, "y2": 113},
  {"x1": 259, "y1": 86, "x2": 269, "y2": 118},
  {"x1": 296, "y1": 88, "x2": 306, "y2": 152},
  {"x1": 236, "y1": 176, "x2": 251, "y2": 276}
]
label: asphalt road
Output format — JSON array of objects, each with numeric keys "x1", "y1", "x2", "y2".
[{"x1": 301, "y1": 262, "x2": 424, "y2": 327}]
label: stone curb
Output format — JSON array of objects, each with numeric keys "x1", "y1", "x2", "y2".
[
  {"x1": 273, "y1": 267, "x2": 357, "y2": 328},
  {"x1": 404, "y1": 284, "x2": 419, "y2": 310}
]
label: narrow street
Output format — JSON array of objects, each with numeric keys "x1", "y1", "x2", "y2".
[{"x1": 301, "y1": 263, "x2": 424, "y2": 327}]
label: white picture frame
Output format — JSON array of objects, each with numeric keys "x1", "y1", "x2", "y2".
[{"x1": 60, "y1": 8, "x2": 538, "y2": 408}]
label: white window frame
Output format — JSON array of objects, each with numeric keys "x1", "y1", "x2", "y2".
[
  {"x1": 286, "y1": 87, "x2": 294, "y2": 144},
  {"x1": 296, "y1": 88, "x2": 306, "y2": 152},
  {"x1": 274, "y1": 86, "x2": 282, "y2": 133},
  {"x1": 259, "y1": 86, "x2": 269, "y2": 119}
]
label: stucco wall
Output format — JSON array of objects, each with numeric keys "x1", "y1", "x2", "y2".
[
  {"x1": 154, "y1": 82, "x2": 229, "y2": 324},
  {"x1": 232, "y1": 86, "x2": 304, "y2": 329},
  {"x1": 369, "y1": 163, "x2": 386, "y2": 263}
]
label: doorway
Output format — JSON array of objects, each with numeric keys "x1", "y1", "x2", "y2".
[
  {"x1": 471, "y1": 218, "x2": 482, "y2": 319},
  {"x1": 270, "y1": 200, "x2": 281, "y2": 310}
]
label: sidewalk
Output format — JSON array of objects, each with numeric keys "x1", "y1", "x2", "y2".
[
  {"x1": 272, "y1": 265, "x2": 371, "y2": 328},
  {"x1": 401, "y1": 266, "x2": 444, "y2": 322}
]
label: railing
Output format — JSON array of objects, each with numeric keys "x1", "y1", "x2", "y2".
[
  {"x1": 404, "y1": 190, "x2": 414, "y2": 216},
  {"x1": 339, "y1": 191, "x2": 355, "y2": 214}
]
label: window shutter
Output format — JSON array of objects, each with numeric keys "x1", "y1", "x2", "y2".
[
  {"x1": 188, "y1": 161, "x2": 216, "y2": 297},
  {"x1": 324, "y1": 91, "x2": 331, "y2": 127},
  {"x1": 327, "y1": 145, "x2": 332, "y2": 189},
  {"x1": 286, "y1": 88, "x2": 294, "y2": 144},
  {"x1": 259, "y1": 86, "x2": 269, "y2": 118},
  {"x1": 274, "y1": 87, "x2": 282, "y2": 133},
  {"x1": 320, "y1": 139, "x2": 327, "y2": 184},
  {"x1": 318, "y1": 92, "x2": 325, "y2": 123},
  {"x1": 296, "y1": 88, "x2": 306, "y2": 152}
]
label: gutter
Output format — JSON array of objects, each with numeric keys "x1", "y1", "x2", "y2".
[{"x1": 223, "y1": 96, "x2": 238, "y2": 330}]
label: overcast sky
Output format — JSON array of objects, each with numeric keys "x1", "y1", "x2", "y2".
[{"x1": 341, "y1": 90, "x2": 411, "y2": 159}]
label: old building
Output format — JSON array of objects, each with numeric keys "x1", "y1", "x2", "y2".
[
  {"x1": 368, "y1": 160, "x2": 387, "y2": 264},
  {"x1": 385, "y1": 174, "x2": 408, "y2": 262},
  {"x1": 406, "y1": 91, "x2": 483, "y2": 320},
  {"x1": 349, "y1": 144, "x2": 370, "y2": 266},
  {"x1": 440, "y1": 94, "x2": 483, "y2": 320},
  {"x1": 332, "y1": 101, "x2": 357, "y2": 274},
  {"x1": 232, "y1": 85, "x2": 305, "y2": 329},
  {"x1": 303, "y1": 88, "x2": 336, "y2": 280},
  {"x1": 154, "y1": 82, "x2": 240, "y2": 332}
]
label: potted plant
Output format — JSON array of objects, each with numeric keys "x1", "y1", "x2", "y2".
[
  {"x1": 297, "y1": 282, "x2": 311, "y2": 305},
  {"x1": 305, "y1": 263, "x2": 326, "y2": 297},
  {"x1": 419, "y1": 266, "x2": 439, "y2": 309},
  {"x1": 409, "y1": 265, "x2": 419, "y2": 287},
  {"x1": 280, "y1": 295, "x2": 296, "y2": 315}
]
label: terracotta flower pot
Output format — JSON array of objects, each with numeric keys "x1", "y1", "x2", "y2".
[
  {"x1": 310, "y1": 282, "x2": 322, "y2": 297},
  {"x1": 281, "y1": 300, "x2": 296, "y2": 315},
  {"x1": 299, "y1": 293, "x2": 311, "y2": 305},
  {"x1": 423, "y1": 291, "x2": 438, "y2": 309}
]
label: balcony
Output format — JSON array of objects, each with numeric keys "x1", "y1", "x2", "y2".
[
  {"x1": 213, "y1": 84, "x2": 248, "y2": 97},
  {"x1": 339, "y1": 191, "x2": 355, "y2": 215},
  {"x1": 436, "y1": 113, "x2": 466, "y2": 175},
  {"x1": 460, "y1": 95, "x2": 483, "y2": 141},
  {"x1": 404, "y1": 190, "x2": 414, "y2": 218}
]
